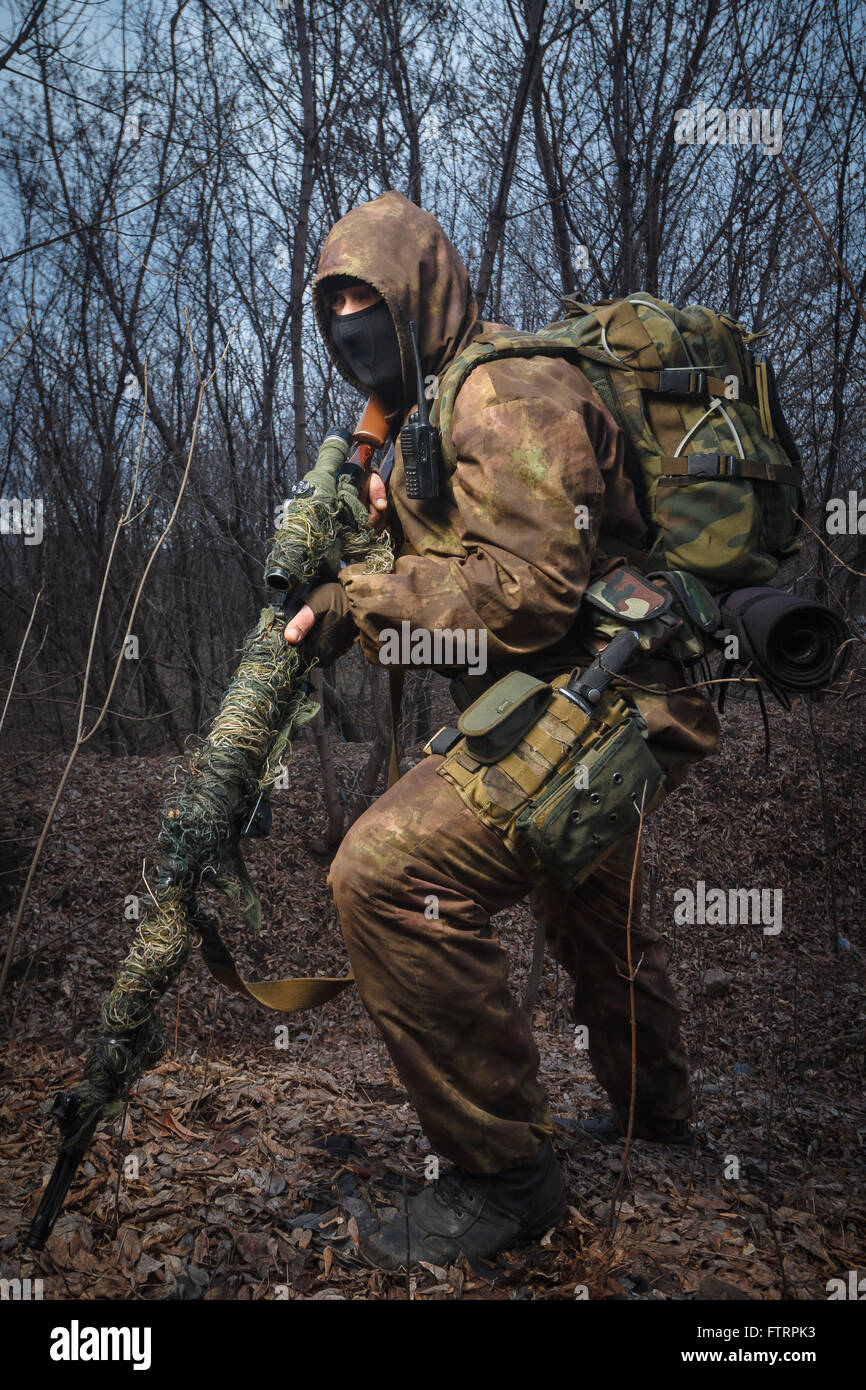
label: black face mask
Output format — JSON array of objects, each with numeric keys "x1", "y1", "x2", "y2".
[{"x1": 329, "y1": 298, "x2": 403, "y2": 397}]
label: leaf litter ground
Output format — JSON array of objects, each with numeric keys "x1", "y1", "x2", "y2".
[{"x1": 1, "y1": 690, "x2": 864, "y2": 1300}]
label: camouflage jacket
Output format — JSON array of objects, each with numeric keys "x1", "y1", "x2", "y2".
[{"x1": 312, "y1": 190, "x2": 649, "y2": 682}]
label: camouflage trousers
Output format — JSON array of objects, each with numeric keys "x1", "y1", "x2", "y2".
[{"x1": 328, "y1": 664, "x2": 720, "y2": 1172}]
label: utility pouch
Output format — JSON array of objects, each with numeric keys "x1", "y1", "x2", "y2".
[
  {"x1": 514, "y1": 712, "x2": 666, "y2": 885},
  {"x1": 436, "y1": 670, "x2": 667, "y2": 875},
  {"x1": 456, "y1": 670, "x2": 551, "y2": 763},
  {"x1": 646, "y1": 568, "x2": 721, "y2": 662}
]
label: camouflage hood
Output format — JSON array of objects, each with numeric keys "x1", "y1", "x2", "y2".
[{"x1": 313, "y1": 190, "x2": 482, "y2": 413}]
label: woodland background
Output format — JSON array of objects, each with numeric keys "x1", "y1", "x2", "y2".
[
  {"x1": 0, "y1": 0, "x2": 864, "y2": 759},
  {"x1": 0, "y1": 0, "x2": 864, "y2": 1301}
]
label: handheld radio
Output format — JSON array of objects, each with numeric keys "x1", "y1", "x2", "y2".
[{"x1": 400, "y1": 320, "x2": 442, "y2": 500}]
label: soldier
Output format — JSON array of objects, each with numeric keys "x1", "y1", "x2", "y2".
[{"x1": 285, "y1": 190, "x2": 720, "y2": 1270}]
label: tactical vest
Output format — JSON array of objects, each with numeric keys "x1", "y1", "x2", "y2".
[{"x1": 430, "y1": 293, "x2": 803, "y2": 592}]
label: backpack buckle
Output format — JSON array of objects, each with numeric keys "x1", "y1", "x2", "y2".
[
  {"x1": 659, "y1": 367, "x2": 707, "y2": 395},
  {"x1": 685, "y1": 454, "x2": 740, "y2": 477}
]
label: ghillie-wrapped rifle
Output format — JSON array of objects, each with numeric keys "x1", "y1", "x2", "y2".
[{"x1": 26, "y1": 399, "x2": 393, "y2": 1251}]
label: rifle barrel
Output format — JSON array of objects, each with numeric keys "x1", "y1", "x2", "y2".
[{"x1": 26, "y1": 1145, "x2": 86, "y2": 1250}]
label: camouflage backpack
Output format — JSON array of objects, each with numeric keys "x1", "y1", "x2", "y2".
[{"x1": 431, "y1": 293, "x2": 803, "y2": 591}]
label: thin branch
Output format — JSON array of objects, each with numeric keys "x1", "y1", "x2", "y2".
[
  {"x1": 793, "y1": 510, "x2": 866, "y2": 580},
  {"x1": 0, "y1": 582, "x2": 43, "y2": 739},
  {"x1": 608, "y1": 786, "x2": 647, "y2": 1235},
  {"x1": 0, "y1": 311, "x2": 33, "y2": 366}
]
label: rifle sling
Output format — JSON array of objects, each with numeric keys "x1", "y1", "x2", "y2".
[
  {"x1": 192, "y1": 660, "x2": 409, "y2": 1015},
  {"x1": 197, "y1": 916, "x2": 353, "y2": 1013}
]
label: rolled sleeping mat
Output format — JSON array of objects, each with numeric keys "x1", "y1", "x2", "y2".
[{"x1": 719, "y1": 587, "x2": 850, "y2": 692}]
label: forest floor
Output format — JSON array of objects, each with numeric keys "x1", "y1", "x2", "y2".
[{"x1": 1, "y1": 684, "x2": 865, "y2": 1301}]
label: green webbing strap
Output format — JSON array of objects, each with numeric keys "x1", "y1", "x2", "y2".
[
  {"x1": 595, "y1": 532, "x2": 655, "y2": 572},
  {"x1": 627, "y1": 367, "x2": 758, "y2": 408},
  {"x1": 657, "y1": 455, "x2": 802, "y2": 484}
]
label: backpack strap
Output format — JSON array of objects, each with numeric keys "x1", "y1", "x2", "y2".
[
  {"x1": 628, "y1": 366, "x2": 758, "y2": 409},
  {"x1": 657, "y1": 454, "x2": 802, "y2": 484},
  {"x1": 434, "y1": 329, "x2": 761, "y2": 451},
  {"x1": 433, "y1": 331, "x2": 588, "y2": 465},
  {"x1": 595, "y1": 531, "x2": 656, "y2": 571}
]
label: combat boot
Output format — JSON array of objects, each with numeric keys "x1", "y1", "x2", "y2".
[
  {"x1": 564, "y1": 1112, "x2": 695, "y2": 1146},
  {"x1": 359, "y1": 1141, "x2": 567, "y2": 1271}
]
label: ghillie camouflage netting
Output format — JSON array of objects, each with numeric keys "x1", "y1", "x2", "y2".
[{"x1": 65, "y1": 461, "x2": 394, "y2": 1148}]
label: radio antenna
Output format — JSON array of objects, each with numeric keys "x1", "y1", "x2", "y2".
[{"x1": 408, "y1": 321, "x2": 428, "y2": 425}]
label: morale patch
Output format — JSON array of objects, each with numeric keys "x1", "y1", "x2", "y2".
[{"x1": 583, "y1": 565, "x2": 673, "y2": 623}]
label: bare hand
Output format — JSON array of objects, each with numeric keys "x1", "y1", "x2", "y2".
[
  {"x1": 360, "y1": 467, "x2": 389, "y2": 534},
  {"x1": 284, "y1": 605, "x2": 315, "y2": 643},
  {"x1": 284, "y1": 470, "x2": 387, "y2": 643}
]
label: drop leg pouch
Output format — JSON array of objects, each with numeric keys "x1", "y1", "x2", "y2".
[
  {"x1": 514, "y1": 714, "x2": 665, "y2": 884},
  {"x1": 434, "y1": 670, "x2": 667, "y2": 884}
]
